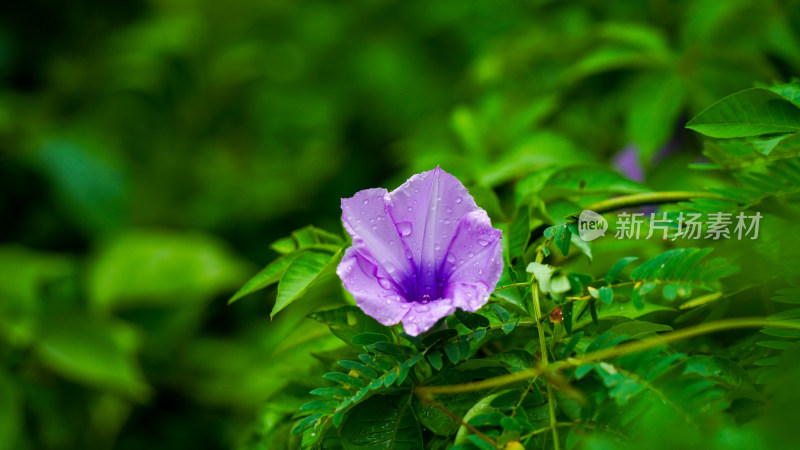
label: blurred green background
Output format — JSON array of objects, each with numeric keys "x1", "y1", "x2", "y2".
[{"x1": 1, "y1": 0, "x2": 799, "y2": 448}]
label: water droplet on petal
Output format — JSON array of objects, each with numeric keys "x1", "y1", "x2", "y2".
[
  {"x1": 446, "y1": 252, "x2": 456, "y2": 263},
  {"x1": 378, "y1": 278, "x2": 393, "y2": 290},
  {"x1": 397, "y1": 221, "x2": 413, "y2": 236},
  {"x1": 478, "y1": 239, "x2": 490, "y2": 247},
  {"x1": 405, "y1": 249, "x2": 413, "y2": 259},
  {"x1": 455, "y1": 197, "x2": 462, "y2": 204},
  {"x1": 363, "y1": 199, "x2": 369, "y2": 205},
  {"x1": 407, "y1": 206, "x2": 413, "y2": 213},
  {"x1": 416, "y1": 304, "x2": 430, "y2": 313}
]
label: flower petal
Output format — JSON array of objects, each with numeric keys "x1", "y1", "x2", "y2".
[
  {"x1": 386, "y1": 167, "x2": 478, "y2": 300},
  {"x1": 400, "y1": 298, "x2": 456, "y2": 337},
  {"x1": 341, "y1": 188, "x2": 416, "y2": 296},
  {"x1": 442, "y1": 209, "x2": 503, "y2": 311},
  {"x1": 336, "y1": 247, "x2": 411, "y2": 326}
]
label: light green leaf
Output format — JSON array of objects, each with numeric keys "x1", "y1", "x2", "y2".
[
  {"x1": 271, "y1": 250, "x2": 341, "y2": 317},
  {"x1": 229, "y1": 252, "x2": 302, "y2": 304},
  {"x1": 627, "y1": 70, "x2": 687, "y2": 160},
  {"x1": 34, "y1": 317, "x2": 151, "y2": 399},
  {"x1": 89, "y1": 231, "x2": 248, "y2": 311},
  {"x1": 687, "y1": 88, "x2": 800, "y2": 138}
]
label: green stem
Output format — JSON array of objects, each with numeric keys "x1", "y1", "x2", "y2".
[
  {"x1": 582, "y1": 191, "x2": 724, "y2": 214},
  {"x1": 529, "y1": 246, "x2": 560, "y2": 450},
  {"x1": 495, "y1": 281, "x2": 533, "y2": 291},
  {"x1": 415, "y1": 317, "x2": 800, "y2": 396}
]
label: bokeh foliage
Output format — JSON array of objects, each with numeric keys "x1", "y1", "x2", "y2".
[{"x1": 2, "y1": 0, "x2": 800, "y2": 449}]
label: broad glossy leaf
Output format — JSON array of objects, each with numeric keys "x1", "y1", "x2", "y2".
[
  {"x1": 687, "y1": 88, "x2": 800, "y2": 138},
  {"x1": 340, "y1": 395, "x2": 422, "y2": 449}
]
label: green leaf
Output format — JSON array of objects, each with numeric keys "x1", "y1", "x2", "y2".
[
  {"x1": 575, "y1": 301, "x2": 674, "y2": 330},
  {"x1": 340, "y1": 395, "x2": 422, "y2": 449},
  {"x1": 0, "y1": 370, "x2": 20, "y2": 448},
  {"x1": 272, "y1": 250, "x2": 341, "y2": 317},
  {"x1": 626, "y1": 70, "x2": 687, "y2": 160},
  {"x1": 454, "y1": 310, "x2": 490, "y2": 330},
  {"x1": 553, "y1": 224, "x2": 572, "y2": 257},
  {"x1": 427, "y1": 351, "x2": 444, "y2": 371},
  {"x1": 88, "y1": 231, "x2": 248, "y2": 310},
  {"x1": 413, "y1": 370, "x2": 484, "y2": 437},
  {"x1": 34, "y1": 316, "x2": 151, "y2": 399},
  {"x1": 421, "y1": 329, "x2": 458, "y2": 348},
  {"x1": 606, "y1": 257, "x2": 639, "y2": 285},
  {"x1": 230, "y1": 252, "x2": 301, "y2": 303},
  {"x1": 686, "y1": 88, "x2": 800, "y2": 138},
  {"x1": 309, "y1": 306, "x2": 393, "y2": 346},
  {"x1": 489, "y1": 304, "x2": 510, "y2": 322},
  {"x1": 563, "y1": 302, "x2": 574, "y2": 335},
  {"x1": 352, "y1": 333, "x2": 392, "y2": 346},
  {"x1": 607, "y1": 321, "x2": 672, "y2": 339},
  {"x1": 598, "y1": 286, "x2": 614, "y2": 305}
]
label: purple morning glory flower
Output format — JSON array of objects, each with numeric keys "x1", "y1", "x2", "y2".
[{"x1": 336, "y1": 167, "x2": 503, "y2": 336}]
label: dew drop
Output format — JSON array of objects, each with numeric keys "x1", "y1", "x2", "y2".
[
  {"x1": 407, "y1": 206, "x2": 413, "y2": 213},
  {"x1": 455, "y1": 197, "x2": 462, "y2": 204},
  {"x1": 478, "y1": 239, "x2": 490, "y2": 247},
  {"x1": 378, "y1": 277, "x2": 393, "y2": 290},
  {"x1": 397, "y1": 221, "x2": 413, "y2": 236},
  {"x1": 446, "y1": 252, "x2": 456, "y2": 263},
  {"x1": 363, "y1": 199, "x2": 369, "y2": 205},
  {"x1": 416, "y1": 303, "x2": 430, "y2": 312}
]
